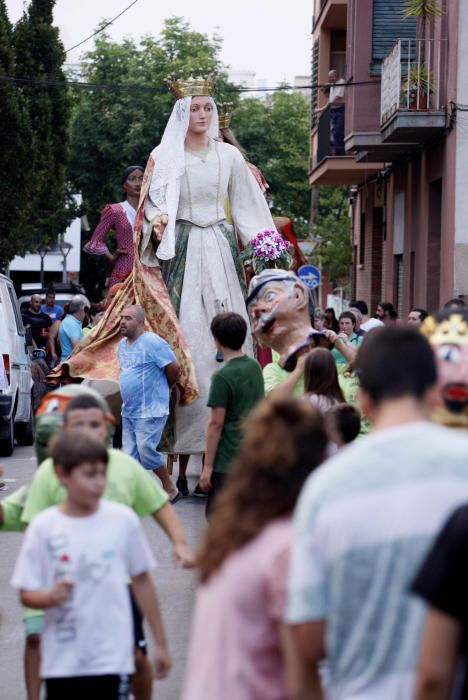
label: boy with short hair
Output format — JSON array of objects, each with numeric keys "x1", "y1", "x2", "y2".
[
  {"x1": 200, "y1": 312, "x2": 264, "y2": 514},
  {"x1": 12, "y1": 429, "x2": 171, "y2": 700},
  {"x1": 10, "y1": 392, "x2": 193, "y2": 700},
  {"x1": 287, "y1": 327, "x2": 468, "y2": 699}
]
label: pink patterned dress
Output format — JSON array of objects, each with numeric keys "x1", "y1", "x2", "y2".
[{"x1": 83, "y1": 202, "x2": 135, "y2": 288}]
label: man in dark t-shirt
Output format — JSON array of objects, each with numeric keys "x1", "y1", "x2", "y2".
[
  {"x1": 21, "y1": 294, "x2": 52, "y2": 349},
  {"x1": 200, "y1": 312, "x2": 264, "y2": 515},
  {"x1": 411, "y1": 505, "x2": 468, "y2": 699}
]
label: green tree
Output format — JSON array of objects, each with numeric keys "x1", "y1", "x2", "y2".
[
  {"x1": 69, "y1": 18, "x2": 234, "y2": 225},
  {"x1": 13, "y1": 0, "x2": 73, "y2": 255},
  {"x1": 68, "y1": 17, "x2": 235, "y2": 293},
  {"x1": 313, "y1": 186, "x2": 352, "y2": 289},
  {"x1": 0, "y1": 0, "x2": 34, "y2": 269}
]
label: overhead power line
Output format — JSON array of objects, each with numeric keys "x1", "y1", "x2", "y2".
[
  {"x1": 64, "y1": 0, "x2": 141, "y2": 55},
  {"x1": 0, "y1": 73, "x2": 381, "y2": 95}
]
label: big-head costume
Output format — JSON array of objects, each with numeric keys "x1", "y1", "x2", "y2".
[{"x1": 422, "y1": 308, "x2": 468, "y2": 429}]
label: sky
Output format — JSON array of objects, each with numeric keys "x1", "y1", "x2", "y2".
[{"x1": 5, "y1": 0, "x2": 312, "y2": 85}]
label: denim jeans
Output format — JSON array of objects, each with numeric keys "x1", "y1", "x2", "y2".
[{"x1": 122, "y1": 415, "x2": 167, "y2": 470}]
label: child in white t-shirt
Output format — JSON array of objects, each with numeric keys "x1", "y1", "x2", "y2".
[{"x1": 11, "y1": 428, "x2": 171, "y2": 700}]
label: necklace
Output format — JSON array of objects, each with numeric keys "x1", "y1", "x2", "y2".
[{"x1": 185, "y1": 141, "x2": 210, "y2": 162}]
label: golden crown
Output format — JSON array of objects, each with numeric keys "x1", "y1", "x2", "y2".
[
  {"x1": 217, "y1": 102, "x2": 233, "y2": 129},
  {"x1": 422, "y1": 313, "x2": 468, "y2": 345},
  {"x1": 165, "y1": 74, "x2": 216, "y2": 100}
]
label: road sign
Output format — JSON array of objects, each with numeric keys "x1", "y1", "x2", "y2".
[{"x1": 297, "y1": 264, "x2": 321, "y2": 289}]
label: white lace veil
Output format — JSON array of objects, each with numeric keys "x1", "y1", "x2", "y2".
[{"x1": 148, "y1": 96, "x2": 219, "y2": 260}]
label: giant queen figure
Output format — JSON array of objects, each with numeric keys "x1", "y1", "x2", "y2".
[{"x1": 53, "y1": 75, "x2": 277, "y2": 454}]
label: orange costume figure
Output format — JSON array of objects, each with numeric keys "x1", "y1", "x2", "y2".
[{"x1": 48, "y1": 167, "x2": 199, "y2": 407}]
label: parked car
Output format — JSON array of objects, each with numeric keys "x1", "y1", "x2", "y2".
[
  {"x1": 17, "y1": 281, "x2": 89, "y2": 316},
  {"x1": 0, "y1": 274, "x2": 35, "y2": 455}
]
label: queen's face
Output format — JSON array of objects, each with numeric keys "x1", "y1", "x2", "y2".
[{"x1": 188, "y1": 96, "x2": 213, "y2": 134}]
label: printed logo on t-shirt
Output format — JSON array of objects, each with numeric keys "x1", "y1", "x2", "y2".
[{"x1": 47, "y1": 534, "x2": 115, "y2": 643}]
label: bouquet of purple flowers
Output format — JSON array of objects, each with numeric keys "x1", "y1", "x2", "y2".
[{"x1": 241, "y1": 230, "x2": 292, "y2": 274}]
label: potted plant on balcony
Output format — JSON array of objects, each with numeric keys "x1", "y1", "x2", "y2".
[
  {"x1": 402, "y1": 0, "x2": 443, "y2": 34},
  {"x1": 400, "y1": 63, "x2": 433, "y2": 110},
  {"x1": 400, "y1": 0, "x2": 444, "y2": 111}
]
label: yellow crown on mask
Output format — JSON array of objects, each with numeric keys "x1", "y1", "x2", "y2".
[
  {"x1": 217, "y1": 102, "x2": 233, "y2": 129},
  {"x1": 165, "y1": 74, "x2": 216, "y2": 100},
  {"x1": 422, "y1": 313, "x2": 468, "y2": 345}
]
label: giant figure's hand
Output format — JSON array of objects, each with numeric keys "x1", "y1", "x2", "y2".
[{"x1": 151, "y1": 214, "x2": 168, "y2": 243}]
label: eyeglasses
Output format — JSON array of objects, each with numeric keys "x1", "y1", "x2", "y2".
[{"x1": 127, "y1": 175, "x2": 144, "y2": 183}]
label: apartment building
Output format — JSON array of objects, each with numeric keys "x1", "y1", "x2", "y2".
[{"x1": 310, "y1": 0, "x2": 468, "y2": 314}]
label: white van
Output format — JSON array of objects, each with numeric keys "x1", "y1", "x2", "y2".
[{"x1": 0, "y1": 274, "x2": 34, "y2": 455}]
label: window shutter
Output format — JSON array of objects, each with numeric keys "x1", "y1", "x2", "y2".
[{"x1": 371, "y1": 0, "x2": 416, "y2": 71}]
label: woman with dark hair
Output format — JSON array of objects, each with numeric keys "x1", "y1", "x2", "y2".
[
  {"x1": 304, "y1": 347, "x2": 345, "y2": 411},
  {"x1": 331, "y1": 310, "x2": 363, "y2": 365},
  {"x1": 82, "y1": 302, "x2": 106, "y2": 336},
  {"x1": 83, "y1": 165, "x2": 144, "y2": 289},
  {"x1": 182, "y1": 399, "x2": 327, "y2": 699},
  {"x1": 324, "y1": 307, "x2": 339, "y2": 333}
]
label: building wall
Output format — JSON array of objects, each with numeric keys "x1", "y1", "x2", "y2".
[
  {"x1": 8, "y1": 199, "x2": 82, "y2": 279},
  {"x1": 351, "y1": 0, "x2": 462, "y2": 314},
  {"x1": 454, "y1": 0, "x2": 468, "y2": 296},
  {"x1": 353, "y1": 183, "x2": 386, "y2": 314},
  {"x1": 346, "y1": 0, "x2": 382, "y2": 137}
]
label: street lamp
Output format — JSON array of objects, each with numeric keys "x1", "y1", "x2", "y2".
[
  {"x1": 37, "y1": 245, "x2": 51, "y2": 287},
  {"x1": 58, "y1": 240, "x2": 73, "y2": 283}
]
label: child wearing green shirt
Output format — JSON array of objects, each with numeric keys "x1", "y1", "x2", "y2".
[{"x1": 199, "y1": 312, "x2": 265, "y2": 516}]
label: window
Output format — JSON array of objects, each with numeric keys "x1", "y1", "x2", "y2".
[
  {"x1": 7, "y1": 286, "x2": 25, "y2": 335},
  {"x1": 359, "y1": 213, "x2": 366, "y2": 266},
  {"x1": 311, "y1": 38, "x2": 320, "y2": 129},
  {"x1": 371, "y1": 0, "x2": 416, "y2": 72},
  {"x1": 393, "y1": 254, "x2": 404, "y2": 317}
]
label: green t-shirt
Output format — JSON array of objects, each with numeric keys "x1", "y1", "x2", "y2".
[
  {"x1": 207, "y1": 355, "x2": 265, "y2": 473},
  {"x1": 263, "y1": 361, "x2": 305, "y2": 396},
  {"x1": 337, "y1": 366, "x2": 370, "y2": 435},
  {"x1": 0, "y1": 486, "x2": 29, "y2": 532},
  {"x1": 21, "y1": 448, "x2": 168, "y2": 525}
]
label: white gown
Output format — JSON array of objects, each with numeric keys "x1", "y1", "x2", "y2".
[{"x1": 144, "y1": 139, "x2": 275, "y2": 453}]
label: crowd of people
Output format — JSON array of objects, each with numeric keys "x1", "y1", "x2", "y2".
[
  {"x1": 4, "y1": 79, "x2": 468, "y2": 700},
  {"x1": 20, "y1": 287, "x2": 109, "y2": 368},
  {"x1": 5, "y1": 282, "x2": 468, "y2": 700}
]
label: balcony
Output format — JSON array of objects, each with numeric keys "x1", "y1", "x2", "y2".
[
  {"x1": 309, "y1": 106, "x2": 384, "y2": 186},
  {"x1": 313, "y1": 0, "x2": 347, "y2": 32},
  {"x1": 380, "y1": 39, "x2": 447, "y2": 143}
]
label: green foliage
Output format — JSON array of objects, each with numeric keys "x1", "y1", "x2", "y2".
[
  {"x1": 69, "y1": 17, "x2": 238, "y2": 292},
  {"x1": 12, "y1": 0, "x2": 74, "y2": 257},
  {"x1": 68, "y1": 18, "x2": 313, "y2": 290},
  {"x1": 0, "y1": 0, "x2": 34, "y2": 269},
  {"x1": 402, "y1": 0, "x2": 444, "y2": 21},
  {"x1": 313, "y1": 186, "x2": 352, "y2": 288},
  {"x1": 232, "y1": 92, "x2": 311, "y2": 222},
  {"x1": 69, "y1": 18, "x2": 234, "y2": 228}
]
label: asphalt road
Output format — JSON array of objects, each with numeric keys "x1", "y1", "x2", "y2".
[{"x1": 0, "y1": 446, "x2": 206, "y2": 700}]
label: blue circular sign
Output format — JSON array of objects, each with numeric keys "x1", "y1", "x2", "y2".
[{"x1": 297, "y1": 264, "x2": 321, "y2": 289}]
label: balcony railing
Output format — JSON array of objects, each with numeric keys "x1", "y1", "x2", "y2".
[{"x1": 381, "y1": 39, "x2": 446, "y2": 125}]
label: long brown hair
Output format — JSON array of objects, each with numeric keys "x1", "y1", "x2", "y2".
[
  {"x1": 219, "y1": 127, "x2": 250, "y2": 162},
  {"x1": 197, "y1": 399, "x2": 328, "y2": 583},
  {"x1": 304, "y1": 348, "x2": 345, "y2": 402}
]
